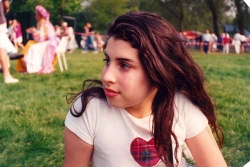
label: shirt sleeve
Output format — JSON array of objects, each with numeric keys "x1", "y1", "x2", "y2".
[
  {"x1": 175, "y1": 93, "x2": 208, "y2": 139},
  {"x1": 184, "y1": 99, "x2": 208, "y2": 139},
  {"x1": 65, "y1": 97, "x2": 99, "y2": 145}
]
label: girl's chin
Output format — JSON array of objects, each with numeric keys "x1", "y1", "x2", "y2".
[{"x1": 106, "y1": 99, "x2": 126, "y2": 109}]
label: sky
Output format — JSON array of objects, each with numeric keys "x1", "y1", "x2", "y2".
[{"x1": 243, "y1": 0, "x2": 250, "y2": 7}]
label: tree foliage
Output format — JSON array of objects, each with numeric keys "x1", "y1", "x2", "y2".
[
  {"x1": 205, "y1": 0, "x2": 228, "y2": 36},
  {"x1": 82, "y1": 0, "x2": 139, "y2": 32},
  {"x1": 9, "y1": 0, "x2": 85, "y2": 24},
  {"x1": 138, "y1": 0, "x2": 221, "y2": 33},
  {"x1": 234, "y1": 0, "x2": 250, "y2": 34},
  {"x1": 7, "y1": 0, "x2": 249, "y2": 35}
]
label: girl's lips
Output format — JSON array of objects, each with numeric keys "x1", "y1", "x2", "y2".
[{"x1": 104, "y1": 88, "x2": 119, "y2": 97}]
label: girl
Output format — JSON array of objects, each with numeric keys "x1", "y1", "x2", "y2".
[
  {"x1": 64, "y1": 11, "x2": 227, "y2": 167},
  {"x1": 12, "y1": 19, "x2": 25, "y2": 50}
]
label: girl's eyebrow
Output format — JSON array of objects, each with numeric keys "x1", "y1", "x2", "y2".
[
  {"x1": 116, "y1": 58, "x2": 134, "y2": 62},
  {"x1": 104, "y1": 51, "x2": 135, "y2": 62}
]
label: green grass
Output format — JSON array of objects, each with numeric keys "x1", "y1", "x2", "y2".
[{"x1": 0, "y1": 49, "x2": 249, "y2": 167}]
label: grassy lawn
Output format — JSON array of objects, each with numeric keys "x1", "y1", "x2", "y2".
[{"x1": 0, "y1": 49, "x2": 249, "y2": 167}]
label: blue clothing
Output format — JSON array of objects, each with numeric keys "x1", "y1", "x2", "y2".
[
  {"x1": 84, "y1": 35, "x2": 97, "y2": 51},
  {"x1": 203, "y1": 41, "x2": 209, "y2": 54}
]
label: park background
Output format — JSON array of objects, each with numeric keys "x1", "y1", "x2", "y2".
[
  {"x1": 5, "y1": 0, "x2": 250, "y2": 44},
  {"x1": 1, "y1": 0, "x2": 250, "y2": 167}
]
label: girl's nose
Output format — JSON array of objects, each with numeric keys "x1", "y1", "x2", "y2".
[{"x1": 102, "y1": 65, "x2": 116, "y2": 84}]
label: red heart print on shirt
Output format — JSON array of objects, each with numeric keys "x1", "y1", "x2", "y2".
[{"x1": 130, "y1": 137, "x2": 160, "y2": 166}]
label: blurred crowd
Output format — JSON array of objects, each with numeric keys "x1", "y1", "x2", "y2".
[{"x1": 182, "y1": 30, "x2": 249, "y2": 55}]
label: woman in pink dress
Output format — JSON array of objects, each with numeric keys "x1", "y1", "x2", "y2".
[{"x1": 16, "y1": 5, "x2": 58, "y2": 73}]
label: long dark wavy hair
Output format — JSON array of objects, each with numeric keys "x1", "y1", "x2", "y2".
[{"x1": 67, "y1": 11, "x2": 224, "y2": 166}]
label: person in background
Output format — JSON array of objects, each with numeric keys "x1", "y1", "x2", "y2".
[
  {"x1": 202, "y1": 29, "x2": 211, "y2": 54},
  {"x1": 16, "y1": 5, "x2": 58, "y2": 73},
  {"x1": 223, "y1": 33, "x2": 231, "y2": 55},
  {"x1": 233, "y1": 31, "x2": 242, "y2": 54},
  {"x1": 95, "y1": 32, "x2": 104, "y2": 51},
  {"x1": 64, "y1": 11, "x2": 227, "y2": 167},
  {"x1": 210, "y1": 33, "x2": 218, "y2": 52},
  {"x1": 217, "y1": 34, "x2": 223, "y2": 52},
  {"x1": 61, "y1": 22, "x2": 78, "y2": 54},
  {"x1": 55, "y1": 25, "x2": 61, "y2": 38},
  {"x1": 8, "y1": 19, "x2": 15, "y2": 44},
  {"x1": 198, "y1": 34, "x2": 203, "y2": 52},
  {"x1": 240, "y1": 34, "x2": 246, "y2": 53},
  {"x1": 12, "y1": 19, "x2": 24, "y2": 50},
  {"x1": 80, "y1": 36, "x2": 86, "y2": 50},
  {"x1": 6, "y1": 19, "x2": 20, "y2": 55},
  {"x1": 83, "y1": 22, "x2": 97, "y2": 53},
  {"x1": 0, "y1": 0, "x2": 19, "y2": 83}
]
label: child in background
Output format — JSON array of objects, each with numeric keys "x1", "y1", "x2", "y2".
[
  {"x1": 95, "y1": 32, "x2": 104, "y2": 51},
  {"x1": 8, "y1": 20, "x2": 15, "y2": 43},
  {"x1": 64, "y1": 11, "x2": 227, "y2": 167},
  {"x1": 61, "y1": 22, "x2": 78, "y2": 54},
  {"x1": 54, "y1": 25, "x2": 61, "y2": 38},
  {"x1": 13, "y1": 19, "x2": 24, "y2": 50}
]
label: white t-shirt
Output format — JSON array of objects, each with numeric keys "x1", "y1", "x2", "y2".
[
  {"x1": 202, "y1": 33, "x2": 211, "y2": 42},
  {"x1": 65, "y1": 92, "x2": 208, "y2": 167},
  {"x1": 234, "y1": 33, "x2": 242, "y2": 43}
]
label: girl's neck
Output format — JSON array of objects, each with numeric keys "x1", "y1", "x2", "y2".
[{"x1": 125, "y1": 88, "x2": 157, "y2": 119}]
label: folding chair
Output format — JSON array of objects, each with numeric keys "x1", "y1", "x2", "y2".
[{"x1": 56, "y1": 36, "x2": 69, "y2": 72}]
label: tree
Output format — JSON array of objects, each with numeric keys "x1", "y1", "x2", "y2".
[
  {"x1": 205, "y1": 0, "x2": 227, "y2": 36},
  {"x1": 9, "y1": 0, "x2": 85, "y2": 24},
  {"x1": 182, "y1": 0, "x2": 212, "y2": 32},
  {"x1": 234, "y1": 0, "x2": 250, "y2": 34},
  {"x1": 139, "y1": 0, "x2": 214, "y2": 33},
  {"x1": 150, "y1": 0, "x2": 186, "y2": 32},
  {"x1": 84, "y1": 0, "x2": 139, "y2": 32}
]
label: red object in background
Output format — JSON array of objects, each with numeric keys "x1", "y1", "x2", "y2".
[{"x1": 182, "y1": 31, "x2": 202, "y2": 40}]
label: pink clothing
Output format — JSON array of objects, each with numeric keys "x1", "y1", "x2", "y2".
[
  {"x1": 24, "y1": 21, "x2": 58, "y2": 73},
  {"x1": 15, "y1": 24, "x2": 22, "y2": 38},
  {"x1": 36, "y1": 5, "x2": 50, "y2": 20}
]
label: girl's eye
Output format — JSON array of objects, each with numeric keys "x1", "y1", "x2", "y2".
[
  {"x1": 103, "y1": 58, "x2": 110, "y2": 65},
  {"x1": 120, "y1": 62, "x2": 131, "y2": 70}
]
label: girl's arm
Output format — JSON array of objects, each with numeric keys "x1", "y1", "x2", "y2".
[
  {"x1": 185, "y1": 125, "x2": 227, "y2": 167},
  {"x1": 64, "y1": 127, "x2": 93, "y2": 167}
]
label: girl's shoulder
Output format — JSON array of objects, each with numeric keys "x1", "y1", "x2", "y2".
[
  {"x1": 173, "y1": 91, "x2": 208, "y2": 138},
  {"x1": 71, "y1": 96, "x2": 112, "y2": 116},
  {"x1": 173, "y1": 91, "x2": 193, "y2": 108},
  {"x1": 173, "y1": 91, "x2": 207, "y2": 122},
  {"x1": 72, "y1": 95, "x2": 105, "y2": 107},
  {"x1": 66, "y1": 97, "x2": 111, "y2": 145}
]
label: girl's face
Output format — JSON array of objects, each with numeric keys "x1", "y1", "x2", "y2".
[{"x1": 102, "y1": 37, "x2": 157, "y2": 118}]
